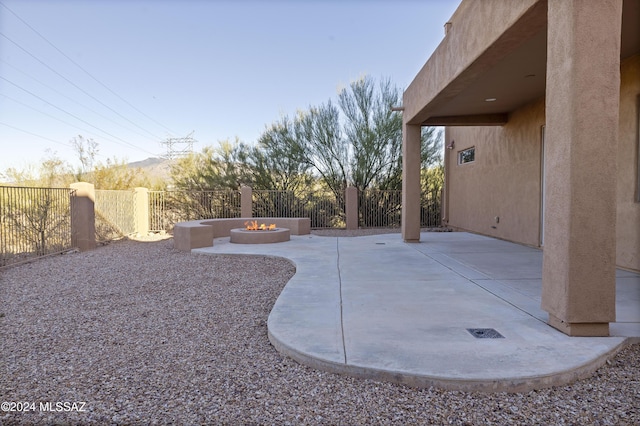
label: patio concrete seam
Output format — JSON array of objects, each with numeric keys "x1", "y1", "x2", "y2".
[
  {"x1": 406, "y1": 243, "x2": 548, "y2": 324},
  {"x1": 336, "y1": 237, "x2": 347, "y2": 365},
  {"x1": 470, "y1": 278, "x2": 549, "y2": 325},
  {"x1": 407, "y1": 246, "x2": 492, "y2": 280}
]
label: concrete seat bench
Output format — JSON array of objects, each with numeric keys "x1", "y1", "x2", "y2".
[{"x1": 173, "y1": 217, "x2": 311, "y2": 251}]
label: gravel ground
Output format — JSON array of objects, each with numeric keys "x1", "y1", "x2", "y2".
[{"x1": 1, "y1": 233, "x2": 638, "y2": 425}]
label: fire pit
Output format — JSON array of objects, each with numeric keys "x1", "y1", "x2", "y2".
[{"x1": 229, "y1": 220, "x2": 290, "y2": 244}]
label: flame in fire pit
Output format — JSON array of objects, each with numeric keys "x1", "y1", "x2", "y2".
[{"x1": 244, "y1": 220, "x2": 276, "y2": 231}]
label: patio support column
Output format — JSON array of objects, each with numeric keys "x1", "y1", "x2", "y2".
[
  {"x1": 402, "y1": 123, "x2": 421, "y2": 242},
  {"x1": 541, "y1": 0, "x2": 621, "y2": 336}
]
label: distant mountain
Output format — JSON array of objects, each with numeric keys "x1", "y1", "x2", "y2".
[
  {"x1": 128, "y1": 157, "x2": 174, "y2": 183},
  {"x1": 128, "y1": 157, "x2": 168, "y2": 168}
]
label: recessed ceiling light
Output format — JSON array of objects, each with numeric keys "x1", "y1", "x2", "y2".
[{"x1": 485, "y1": 98, "x2": 497, "y2": 102}]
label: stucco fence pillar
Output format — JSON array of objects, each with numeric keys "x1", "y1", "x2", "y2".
[
  {"x1": 133, "y1": 187, "x2": 149, "y2": 235},
  {"x1": 69, "y1": 185, "x2": 151, "y2": 251},
  {"x1": 345, "y1": 186, "x2": 358, "y2": 230},
  {"x1": 241, "y1": 186, "x2": 252, "y2": 218},
  {"x1": 70, "y1": 182, "x2": 96, "y2": 252}
]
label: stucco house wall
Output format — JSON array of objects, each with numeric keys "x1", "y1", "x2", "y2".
[
  {"x1": 617, "y1": 54, "x2": 640, "y2": 271},
  {"x1": 444, "y1": 55, "x2": 640, "y2": 272},
  {"x1": 445, "y1": 98, "x2": 544, "y2": 247}
]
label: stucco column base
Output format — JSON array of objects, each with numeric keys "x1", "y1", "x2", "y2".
[{"x1": 548, "y1": 314, "x2": 609, "y2": 337}]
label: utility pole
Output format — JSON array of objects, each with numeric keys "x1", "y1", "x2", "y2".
[{"x1": 160, "y1": 131, "x2": 196, "y2": 160}]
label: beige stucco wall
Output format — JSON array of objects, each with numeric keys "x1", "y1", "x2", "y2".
[
  {"x1": 444, "y1": 56, "x2": 639, "y2": 271},
  {"x1": 617, "y1": 54, "x2": 640, "y2": 271},
  {"x1": 445, "y1": 98, "x2": 544, "y2": 247}
]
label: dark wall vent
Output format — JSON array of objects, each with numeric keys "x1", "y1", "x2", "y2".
[{"x1": 467, "y1": 328, "x2": 504, "y2": 339}]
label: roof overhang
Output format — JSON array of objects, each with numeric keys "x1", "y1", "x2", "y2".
[{"x1": 404, "y1": 0, "x2": 640, "y2": 127}]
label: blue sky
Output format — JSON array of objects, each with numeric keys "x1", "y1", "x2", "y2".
[{"x1": 0, "y1": 0, "x2": 459, "y2": 172}]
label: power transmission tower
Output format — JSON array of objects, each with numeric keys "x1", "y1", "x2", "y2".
[{"x1": 160, "y1": 132, "x2": 196, "y2": 160}]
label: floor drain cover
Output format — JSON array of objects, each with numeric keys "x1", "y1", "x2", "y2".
[
  {"x1": 467, "y1": 328, "x2": 504, "y2": 339},
  {"x1": 375, "y1": 242, "x2": 386, "y2": 245}
]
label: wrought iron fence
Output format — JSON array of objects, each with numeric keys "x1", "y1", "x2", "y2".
[
  {"x1": 252, "y1": 190, "x2": 345, "y2": 228},
  {"x1": 1, "y1": 185, "x2": 442, "y2": 267},
  {"x1": 420, "y1": 189, "x2": 442, "y2": 228},
  {"x1": 0, "y1": 185, "x2": 75, "y2": 268},
  {"x1": 357, "y1": 189, "x2": 441, "y2": 228},
  {"x1": 252, "y1": 190, "x2": 305, "y2": 218},
  {"x1": 148, "y1": 188, "x2": 439, "y2": 231},
  {"x1": 149, "y1": 190, "x2": 241, "y2": 232},
  {"x1": 307, "y1": 191, "x2": 345, "y2": 228},
  {"x1": 0, "y1": 185, "x2": 443, "y2": 267},
  {"x1": 95, "y1": 189, "x2": 136, "y2": 240},
  {"x1": 359, "y1": 189, "x2": 402, "y2": 228}
]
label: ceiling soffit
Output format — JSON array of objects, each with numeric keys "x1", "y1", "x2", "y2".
[{"x1": 413, "y1": 0, "x2": 639, "y2": 127}]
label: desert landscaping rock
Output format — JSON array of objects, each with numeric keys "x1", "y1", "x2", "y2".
[{"x1": 1, "y1": 233, "x2": 638, "y2": 425}]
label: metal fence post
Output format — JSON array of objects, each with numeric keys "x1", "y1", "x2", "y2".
[
  {"x1": 241, "y1": 186, "x2": 252, "y2": 218},
  {"x1": 70, "y1": 182, "x2": 96, "y2": 251}
]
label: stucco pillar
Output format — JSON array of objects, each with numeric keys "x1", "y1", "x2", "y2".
[
  {"x1": 241, "y1": 186, "x2": 252, "y2": 218},
  {"x1": 70, "y1": 182, "x2": 96, "y2": 252},
  {"x1": 541, "y1": 0, "x2": 621, "y2": 336},
  {"x1": 133, "y1": 187, "x2": 149, "y2": 235},
  {"x1": 442, "y1": 128, "x2": 451, "y2": 226},
  {"x1": 345, "y1": 186, "x2": 359, "y2": 230},
  {"x1": 401, "y1": 123, "x2": 421, "y2": 242}
]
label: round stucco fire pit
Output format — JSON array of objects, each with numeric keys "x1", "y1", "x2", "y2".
[{"x1": 230, "y1": 227, "x2": 290, "y2": 244}]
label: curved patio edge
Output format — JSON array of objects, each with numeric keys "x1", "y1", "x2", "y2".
[
  {"x1": 192, "y1": 232, "x2": 638, "y2": 394},
  {"x1": 267, "y1": 324, "x2": 629, "y2": 393}
]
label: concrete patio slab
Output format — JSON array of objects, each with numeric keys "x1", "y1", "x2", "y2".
[{"x1": 193, "y1": 232, "x2": 640, "y2": 392}]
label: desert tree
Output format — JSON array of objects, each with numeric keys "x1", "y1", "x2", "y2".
[
  {"x1": 71, "y1": 135, "x2": 99, "y2": 181},
  {"x1": 170, "y1": 138, "x2": 253, "y2": 191},
  {"x1": 250, "y1": 116, "x2": 314, "y2": 194},
  {"x1": 169, "y1": 139, "x2": 254, "y2": 219},
  {"x1": 279, "y1": 75, "x2": 442, "y2": 198},
  {"x1": 337, "y1": 76, "x2": 403, "y2": 191}
]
